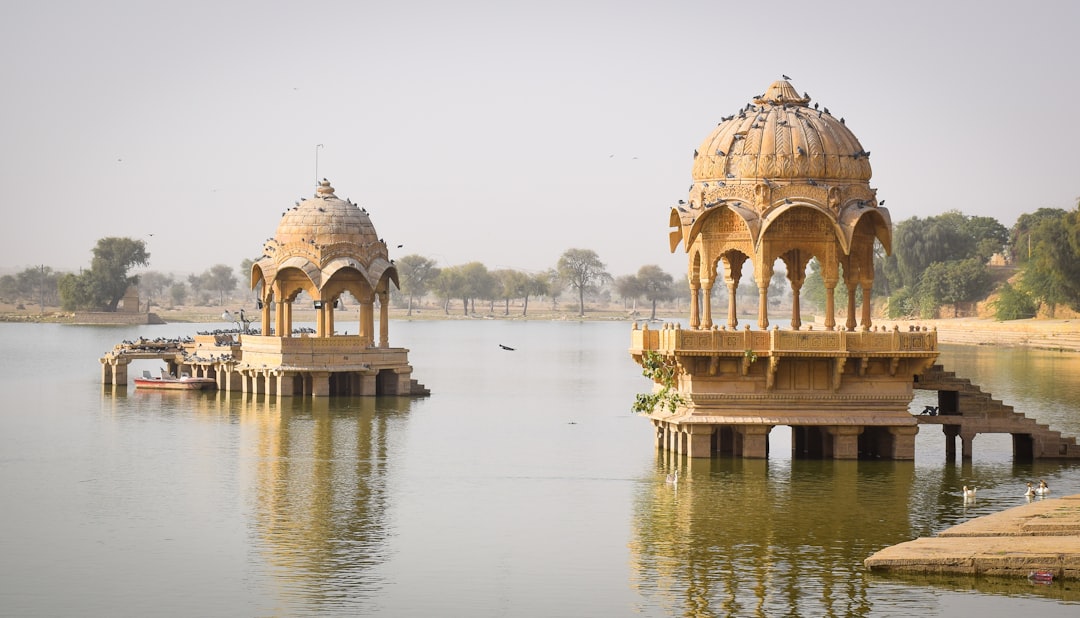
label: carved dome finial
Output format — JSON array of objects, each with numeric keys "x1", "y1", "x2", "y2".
[
  {"x1": 754, "y1": 80, "x2": 810, "y2": 107},
  {"x1": 316, "y1": 178, "x2": 335, "y2": 197}
]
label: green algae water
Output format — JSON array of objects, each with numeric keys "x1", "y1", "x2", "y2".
[{"x1": 1, "y1": 321, "x2": 1078, "y2": 616}]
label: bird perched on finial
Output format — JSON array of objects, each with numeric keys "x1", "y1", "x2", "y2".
[{"x1": 782, "y1": 74, "x2": 791, "y2": 80}]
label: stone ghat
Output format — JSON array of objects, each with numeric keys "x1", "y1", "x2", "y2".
[
  {"x1": 864, "y1": 494, "x2": 1080, "y2": 579},
  {"x1": 929, "y1": 319, "x2": 1080, "y2": 352}
]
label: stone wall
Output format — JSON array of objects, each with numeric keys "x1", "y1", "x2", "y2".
[{"x1": 73, "y1": 312, "x2": 165, "y2": 325}]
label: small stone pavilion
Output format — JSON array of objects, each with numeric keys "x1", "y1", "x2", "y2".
[
  {"x1": 630, "y1": 79, "x2": 938, "y2": 460},
  {"x1": 242, "y1": 178, "x2": 425, "y2": 396},
  {"x1": 101, "y1": 179, "x2": 427, "y2": 397}
]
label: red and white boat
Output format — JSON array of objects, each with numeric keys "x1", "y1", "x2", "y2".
[{"x1": 134, "y1": 369, "x2": 217, "y2": 391}]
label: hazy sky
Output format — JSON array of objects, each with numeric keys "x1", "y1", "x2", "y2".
[{"x1": 3, "y1": 0, "x2": 1079, "y2": 280}]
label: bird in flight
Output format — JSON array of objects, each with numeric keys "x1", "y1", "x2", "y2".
[{"x1": 499, "y1": 344, "x2": 515, "y2": 351}]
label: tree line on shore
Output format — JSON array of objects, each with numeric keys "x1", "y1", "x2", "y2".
[{"x1": 5, "y1": 201, "x2": 1080, "y2": 321}]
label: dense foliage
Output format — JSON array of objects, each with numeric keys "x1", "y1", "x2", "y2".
[
  {"x1": 58, "y1": 237, "x2": 149, "y2": 311},
  {"x1": 631, "y1": 350, "x2": 685, "y2": 415}
]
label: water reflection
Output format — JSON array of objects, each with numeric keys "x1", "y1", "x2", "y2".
[
  {"x1": 101, "y1": 388, "x2": 415, "y2": 614},
  {"x1": 241, "y1": 394, "x2": 412, "y2": 613},
  {"x1": 632, "y1": 455, "x2": 917, "y2": 617}
]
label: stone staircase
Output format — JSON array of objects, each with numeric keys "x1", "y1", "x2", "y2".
[
  {"x1": 914, "y1": 364, "x2": 1080, "y2": 459},
  {"x1": 409, "y1": 378, "x2": 431, "y2": 396}
]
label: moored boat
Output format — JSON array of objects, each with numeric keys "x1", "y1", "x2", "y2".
[{"x1": 134, "y1": 369, "x2": 216, "y2": 391}]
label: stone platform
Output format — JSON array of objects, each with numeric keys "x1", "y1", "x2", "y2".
[{"x1": 864, "y1": 494, "x2": 1080, "y2": 579}]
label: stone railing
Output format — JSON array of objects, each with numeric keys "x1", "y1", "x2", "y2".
[{"x1": 631, "y1": 322, "x2": 938, "y2": 357}]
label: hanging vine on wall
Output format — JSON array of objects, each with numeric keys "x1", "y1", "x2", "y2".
[{"x1": 632, "y1": 350, "x2": 686, "y2": 414}]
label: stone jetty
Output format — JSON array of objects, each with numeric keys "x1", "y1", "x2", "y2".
[{"x1": 865, "y1": 494, "x2": 1080, "y2": 579}]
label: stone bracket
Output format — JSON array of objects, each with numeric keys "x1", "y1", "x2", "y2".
[
  {"x1": 833, "y1": 357, "x2": 847, "y2": 391},
  {"x1": 766, "y1": 355, "x2": 780, "y2": 390}
]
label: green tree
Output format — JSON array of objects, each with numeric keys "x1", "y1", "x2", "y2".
[
  {"x1": 521, "y1": 271, "x2": 551, "y2": 317},
  {"x1": 990, "y1": 282, "x2": 1038, "y2": 321},
  {"x1": 169, "y1": 282, "x2": 188, "y2": 307},
  {"x1": 614, "y1": 274, "x2": 644, "y2": 313},
  {"x1": 637, "y1": 265, "x2": 675, "y2": 320},
  {"x1": 396, "y1": 254, "x2": 440, "y2": 316},
  {"x1": 1010, "y1": 208, "x2": 1068, "y2": 264},
  {"x1": 433, "y1": 265, "x2": 465, "y2": 314},
  {"x1": 138, "y1": 271, "x2": 174, "y2": 311},
  {"x1": 58, "y1": 237, "x2": 149, "y2": 311},
  {"x1": 1020, "y1": 206, "x2": 1080, "y2": 315},
  {"x1": 199, "y1": 264, "x2": 238, "y2": 305},
  {"x1": 458, "y1": 262, "x2": 493, "y2": 315},
  {"x1": 556, "y1": 248, "x2": 611, "y2": 316},
  {"x1": 916, "y1": 258, "x2": 992, "y2": 317},
  {"x1": 493, "y1": 268, "x2": 529, "y2": 316}
]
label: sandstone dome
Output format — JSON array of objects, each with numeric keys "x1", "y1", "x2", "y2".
[
  {"x1": 691, "y1": 79, "x2": 872, "y2": 184},
  {"x1": 274, "y1": 179, "x2": 380, "y2": 246}
]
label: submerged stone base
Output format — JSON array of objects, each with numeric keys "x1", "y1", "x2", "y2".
[{"x1": 865, "y1": 494, "x2": 1080, "y2": 579}]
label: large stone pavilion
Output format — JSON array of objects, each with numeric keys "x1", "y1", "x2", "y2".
[{"x1": 630, "y1": 79, "x2": 939, "y2": 460}]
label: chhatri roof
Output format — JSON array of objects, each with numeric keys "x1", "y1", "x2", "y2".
[
  {"x1": 253, "y1": 179, "x2": 395, "y2": 291},
  {"x1": 691, "y1": 79, "x2": 872, "y2": 184},
  {"x1": 669, "y1": 79, "x2": 889, "y2": 256},
  {"x1": 274, "y1": 179, "x2": 381, "y2": 246}
]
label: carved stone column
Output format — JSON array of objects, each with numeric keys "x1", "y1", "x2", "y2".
[
  {"x1": 379, "y1": 291, "x2": 390, "y2": 347},
  {"x1": 689, "y1": 284, "x2": 700, "y2": 329}
]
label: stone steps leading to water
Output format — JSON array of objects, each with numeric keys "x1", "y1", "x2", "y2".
[{"x1": 916, "y1": 364, "x2": 1080, "y2": 458}]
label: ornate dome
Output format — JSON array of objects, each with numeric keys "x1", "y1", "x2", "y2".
[
  {"x1": 253, "y1": 179, "x2": 394, "y2": 292},
  {"x1": 274, "y1": 179, "x2": 380, "y2": 246},
  {"x1": 691, "y1": 79, "x2": 871, "y2": 183}
]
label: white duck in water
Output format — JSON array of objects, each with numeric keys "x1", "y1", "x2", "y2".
[
  {"x1": 962, "y1": 486, "x2": 977, "y2": 500},
  {"x1": 1025, "y1": 482, "x2": 1036, "y2": 498},
  {"x1": 1035, "y1": 480, "x2": 1050, "y2": 496},
  {"x1": 665, "y1": 470, "x2": 678, "y2": 485}
]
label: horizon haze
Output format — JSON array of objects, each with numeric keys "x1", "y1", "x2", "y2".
[{"x1": 3, "y1": 1, "x2": 1078, "y2": 279}]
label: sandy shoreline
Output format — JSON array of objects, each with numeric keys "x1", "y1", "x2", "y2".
[{"x1": 5, "y1": 307, "x2": 1080, "y2": 352}]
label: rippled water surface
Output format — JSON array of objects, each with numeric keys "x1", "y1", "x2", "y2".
[{"x1": 1, "y1": 321, "x2": 1078, "y2": 616}]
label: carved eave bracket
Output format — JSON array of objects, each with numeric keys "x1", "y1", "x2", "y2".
[
  {"x1": 766, "y1": 355, "x2": 780, "y2": 390},
  {"x1": 833, "y1": 357, "x2": 847, "y2": 391}
]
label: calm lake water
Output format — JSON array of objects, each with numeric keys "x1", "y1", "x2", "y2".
[{"x1": 1, "y1": 319, "x2": 1079, "y2": 617}]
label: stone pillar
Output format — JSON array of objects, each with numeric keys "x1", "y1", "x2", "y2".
[
  {"x1": 824, "y1": 282, "x2": 836, "y2": 330},
  {"x1": 379, "y1": 291, "x2": 390, "y2": 348},
  {"x1": 698, "y1": 285, "x2": 711, "y2": 328},
  {"x1": 653, "y1": 420, "x2": 665, "y2": 450},
  {"x1": 360, "y1": 297, "x2": 375, "y2": 344},
  {"x1": 845, "y1": 285, "x2": 857, "y2": 332},
  {"x1": 261, "y1": 301, "x2": 271, "y2": 335},
  {"x1": 310, "y1": 371, "x2": 331, "y2": 397},
  {"x1": 327, "y1": 304, "x2": 335, "y2": 337},
  {"x1": 274, "y1": 300, "x2": 285, "y2": 338},
  {"x1": 739, "y1": 425, "x2": 771, "y2": 459},
  {"x1": 888, "y1": 426, "x2": 918, "y2": 460},
  {"x1": 960, "y1": 431, "x2": 975, "y2": 459},
  {"x1": 689, "y1": 284, "x2": 700, "y2": 329},
  {"x1": 860, "y1": 282, "x2": 873, "y2": 331},
  {"x1": 668, "y1": 425, "x2": 682, "y2": 454},
  {"x1": 725, "y1": 279, "x2": 738, "y2": 328},
  {"x1": 943, "y1": 425, "x2": 960, "y2": 461},
  {"x1": 828, "y1": 426, "x2": 863, "y2": 459},
  {"x1": 790, "y1": 279, "x2": 803, "y2": 330},
  {"x1": 686, "y1": 425, "x2": 714, "y2": 458}
]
